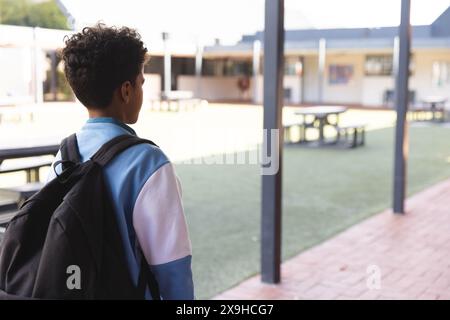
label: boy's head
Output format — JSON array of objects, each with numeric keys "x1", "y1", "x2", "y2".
[{"x1": 62, "y1": 24, "x2": 148, "y2": 124}]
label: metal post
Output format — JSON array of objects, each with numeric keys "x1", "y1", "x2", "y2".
[
  {"x1": 300, "y1": 56, "x2": 305, "y2": 104},
  {"x1": 32, "y1": 27, "x2": 44, "y2": 104},
  {"x1": 50, "y1": 51, "x2": 58, "y2": 101},
  {"x1": 195, "y1": 42, "x2": 203, "y2": 98},
  {"x1": 253, "y1": 40, "x2": 262, "y2": 104},
  {"x1": 162, "y1": 32, "x2": 171, "y2": 96},
  {"x1": 318, "y1": 38, "x2": 326, "y2": 103},
  {"x1": 261, "y1": 0, "x2": 284, "y2": 284},
  {"x1": 55, "y1": 0, "x2": 77, "y2": 30},
  {"x1": 393, "y1": 0, "x2": 411, "y2": 214},
  {"x1": 393, "y1": 36, "x2": 400, "y2": 77}
]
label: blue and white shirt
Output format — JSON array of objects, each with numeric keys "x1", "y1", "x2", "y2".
[{"x1": 46, "y1": 117, "x2": 194, "y2": 300}]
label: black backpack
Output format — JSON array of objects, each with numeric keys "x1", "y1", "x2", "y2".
[{"x1": 0, "y1": 134, "x2": 160, "y2": 300}]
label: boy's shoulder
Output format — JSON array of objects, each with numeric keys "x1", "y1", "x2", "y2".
[
  {"x1": 102, "y1": 141, "x2": 173, "y2": 203},
  {"x1": 109, "y1": 140, "x2": 170, "y2": 178}
]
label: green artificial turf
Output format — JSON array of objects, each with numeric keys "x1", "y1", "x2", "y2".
[{"x1": 174, "y1": 125, "x2": 450, "y2": 299}]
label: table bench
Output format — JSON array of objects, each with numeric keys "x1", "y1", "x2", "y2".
[
  {"x1": 0, "y1": 211, "x2": 16, "y2": 226},
  {"x1": 294, "y1": 106, "x2": 348, "y2": 146},
  {"x1": 283, "y1": 120, "x2": 306, "y2": 143},
  {"x1": 0, "y1": 157, "x2": 53, "y2": 183},
  {"x1": 151, "y1": 91, "x2": 204, "y2": 112},
  {"x1": 1, "y1": 182, "x2": 44, "y2": 204},
  {"x1": 0, "y1": 144, "x2": 58, "y2": 215},
  {"x1": 0, "y1": 197, "x2": 18, "y2": 214},
  {"x1": 0, "y1": 211, "x2": 15, "y2": 242},
  {"x1": 0, "y1": 203, "x2": 17, "y2": 240},
  {"x1": 336, "y1": 123, "x2": 366, "y2": 148},
  {"x1": 408, "y1": 105, "x2": 446, "y2": 122},
  {"x1": 0, "y1": 145, "x2": 58, "y2": 181}
]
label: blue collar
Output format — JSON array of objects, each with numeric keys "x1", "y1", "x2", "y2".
[{"x1": 86, "y1": 117, "x2": 137, "y2": 136}]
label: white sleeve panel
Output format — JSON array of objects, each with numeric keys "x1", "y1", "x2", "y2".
[{"x1": 133, "y1": 162, "x2": 192, "y2": 266}]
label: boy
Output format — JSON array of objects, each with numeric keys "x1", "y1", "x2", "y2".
[{"x1": 46, "y1": 24, "x2": 194, "y2": 300}]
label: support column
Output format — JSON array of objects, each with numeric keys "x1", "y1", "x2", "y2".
[
  {"x1": 252, "y1": 40, "x2": 262, "y2": 104},
  {"x1": 32, "y1": 27, "x2": 44, "y2": 104},
  {"x1": 261, "y1": 0, "x2": 284, "y2": 284},
  {"x1": 299, "y1": 56, "x2": 305, "y2": 104},
  {"x1": 195, "y1": 42, "x2": 203, "y2": 98},
  {"x1": 318, "y1": 38, "x2": 326, "y2": 103},
  {"x1": 393, "y1": 0, "x2": 412, "y2": 214},
  {"x1": 50, "y1": 51, "x2": 58, "y2": 101},
  {"x1": 162, "y1": 32, "x2": 171, "y2": 96}
]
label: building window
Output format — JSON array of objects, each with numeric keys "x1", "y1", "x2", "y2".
[
  {"x1": 365, "y1": 54, "x2": 415, "y2": 76},
  {"x1": 365, "y1": 55, "x2": 393, "y2": 76},
  {"x1": 329, "y1": 64, "x2": 354, "y2": 85},
  {"x1": 144, "y1": 56, "x2": 164, "y2": 74},
  {"x1": 432, "y1": 61, "x2": 450, "y2": 87},
  {"x1": 172, "y1": 57, "x2": 196, "y2": 75},
  {"x1": 202, "y1": 58, "x2": 252, "y2": 76},
  {"x1": 284, "y1": 57, "x2": 303, "y2": 76}
]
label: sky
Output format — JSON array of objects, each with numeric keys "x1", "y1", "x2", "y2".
[{"x1": 61, "y1": 0, "x2": 450, "y2": 44}]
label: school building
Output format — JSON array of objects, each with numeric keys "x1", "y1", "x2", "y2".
[{"x1": 1, "y1": 5, "x2": 449, "y2": 108}]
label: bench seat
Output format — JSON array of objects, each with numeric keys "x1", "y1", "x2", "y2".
[
  {"x1": 283, "y1": 121, "x2": 306, "y2": 143},
  {"x1": 0, "y1": 157, "x2": 52, "y2": 182},
  {"x1": 0, "y1": 211, "x2": 16, "y2": 226},
  {"x1": 0, "y1": 182, "x2": 44, "y2": 201},
  {"x1": 336, "y1": 123, "x2": 366, "y2": 148}
]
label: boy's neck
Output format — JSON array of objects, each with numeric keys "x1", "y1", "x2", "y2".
[{"x1": 88, "y1": 107, "x2": 125, "y2": 123}]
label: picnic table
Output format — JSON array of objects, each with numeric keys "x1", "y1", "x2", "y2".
[
  {"x1": 0, "y1": 143, "x2": 59, "y2": 221},
  {"x1": 0, "y1": 105, "x2": 40, "y2": 125},
  {"x1": 420, "y1": 96, "x2": 448, "y2": 122},
  {"x1": 150, "y1": 90, "x2": 203, "y2": 112},
  {"x1": 0, "y1": 144, "x2": 59, "y2": 182},
  {"x1": 294, "y1": 106, "x2": 348, "y2": 145}
]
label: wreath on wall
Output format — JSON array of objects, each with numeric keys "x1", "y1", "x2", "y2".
[
  {"x1": 238, "y1": 77, "x2": 250, "y2": 91},
  {"x1": 237, "y1": 76, "x2": 250, "y2": 97}
]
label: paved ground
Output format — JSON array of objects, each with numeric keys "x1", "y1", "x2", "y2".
[{"x1": 214, "y1": 177, "x2": 450, "y2": 300}]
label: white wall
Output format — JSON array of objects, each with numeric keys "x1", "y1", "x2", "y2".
[
  {"x1": 178, "y1": 74, "x2": 302, "y2": 104},
  {"x1": 303, "y1": 55, "x2": 319, "y2": 103},
  {"x1": 253, "y1": 75, "x2": 302, "y2": 104},
  {"x1": 0, "y1": 48, "x2": 34, "y2": 102},
  {"x1": 178, "y1": 75, "x2": 250, "y2": 100},
  {"x1": 143, "y1": 73, "x2": 161, "y2": 101},
  {"x1": 284, "y1": 75, "x2": 302, "y2": 104},
  {"x1": 361, "y1": 76, "x2": 394, "y2": 106}
]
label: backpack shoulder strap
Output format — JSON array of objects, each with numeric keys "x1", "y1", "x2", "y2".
[
  {"x1": 60, "y1": 133, "x2": 81, "y2": 163},
  {"x1": 60, "y1": 133, "x2": 81, "y2": 171},
  {"x1": 91, "y1": 135, "x2": 158, "y2": 167}
]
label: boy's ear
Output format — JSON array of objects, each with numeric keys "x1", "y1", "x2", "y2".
[{"x1": 120, "y1": 81, "x2": 132, "y2": 104}]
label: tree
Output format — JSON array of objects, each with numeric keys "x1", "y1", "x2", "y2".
[{"x1": 0, "y1": 0, "x2": 69, "y2": 30}]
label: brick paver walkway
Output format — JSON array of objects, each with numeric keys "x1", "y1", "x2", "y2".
[{"x1": 214, "y1": 178, "x2": 450, "y2": 300}]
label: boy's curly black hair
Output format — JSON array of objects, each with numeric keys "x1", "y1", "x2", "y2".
[{"x1": 61, "y1": 24, "x2": 148, "y2": 109}]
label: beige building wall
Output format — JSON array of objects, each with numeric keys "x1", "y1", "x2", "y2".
[
  {"x1": 323, "y1": 53, "x2": 365, "y2": 104},
  {"x1": 358, "y1": 50, "x2": 450, "y2": 106},
  {"x1": 301, "y1": 50, "x2": 450, "y2": 107},
  {"x1": 165, "y1": 50, "x2": 450, "y2": 106},
  {"x1": 409, "y1": 50, "x2": 450, "y2": 103}
]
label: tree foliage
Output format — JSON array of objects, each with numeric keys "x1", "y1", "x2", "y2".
[{"x1": 0, "y1": 0, "x2": 69, "y2": 30}]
